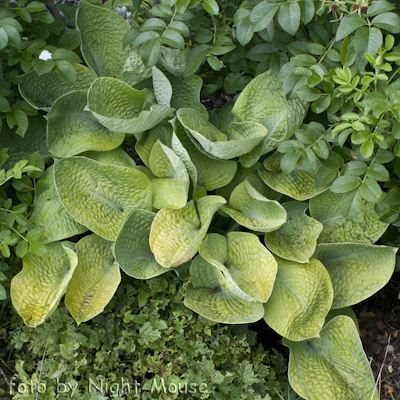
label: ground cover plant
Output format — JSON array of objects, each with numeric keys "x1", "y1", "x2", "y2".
[
  {"x1": 0, "y1": 272, "x2": 296, "y2": 399},
  {"x1": 1, "y1": 0, "x2": 400, "y2": 398}
]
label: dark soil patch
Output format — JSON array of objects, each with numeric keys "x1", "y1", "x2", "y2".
[
  {"x1": 201, "y1": 92, "x2": 235, "y2": 111},
  {"x1": 355, "y1": 275, "x2": 400, "y2": 399}
]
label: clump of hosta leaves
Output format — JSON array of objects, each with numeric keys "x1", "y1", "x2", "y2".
[
  {"x1": 1, "y1": 273, "x2": 295, "y2": 400},
  {"x1": 0, "y1": 148, "x2": 45, "y2": 300},
  {"x1": 9, "y1": 1, "x2": 400, "y2": 399}
]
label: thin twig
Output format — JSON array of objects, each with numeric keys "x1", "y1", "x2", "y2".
[
  {"x1": 46, "y1": 0, "x2": 63, "y2": 19},
  {"x1": 371, "y1": 335, "x2": 391, "y2": 400},
  {"x1": 36, "y1": 327, "x2": 53, "y2": 400},
  {"x1": 0, "y1": 367, "x2": 12, "y2": 392}
]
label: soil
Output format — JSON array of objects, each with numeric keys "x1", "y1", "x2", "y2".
[
  {"x1": 200, "y1": 92, "x2": 235, "y2": 111},
  {"x1": 354, "y1": 276, "x2": 400, "y2": 400}
]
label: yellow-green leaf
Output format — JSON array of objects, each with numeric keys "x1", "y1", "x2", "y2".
[
  {"x1": 86, "y1": 78, "x2": 174, "y2": 136},
  {"x1": 81, "y1": 147, "x2": 136, "y2": 167},
  {"x1": 264, "y1": 202, "x2": 322, "y2": 262},
  {"x1": 283, "y1": 316, "x2": 378, "y2": 400},
  {"x1": 54, "y1": 156, "x2": 152, "y2": 240},
  {"x1": 149, "y1": 196, "x2": 225, "y2": 267},
  {"x1": 263, "y1": 257, "x2": 333, "y2": 341},
  {"x1": 149, "y1": 140, "x2": 189, "y2": 209},
  {"x1": 76, "y1": 0, "x2": 129, "y2": 77},
  {"x1": 232, "y1": 71, "x2": 307, "y2": 166},
  {"x1": 309, "y1": 190, "x2": 388, "y2": 244},
  {"x1": 114, "y1": 209, "x2": 168, "y2": 279},
  {"x1": 200, "y1": 232, "x2": 277, "y2": 302},
  {"x1": 19, "y1": 64, "x2": 96, "y2": 110},
  {"x1": 65, "y1": 234, "x2": 121, "y2": 324},
  {"x1": 11, "y1": 242, "x2": 78, "y2": 327},
  {"x1": 220, "y1": 180, "x2": 286, "y2": 232},
  {"x1": 184, "y1": 255, "x2": 265, "y2": 324},
  {"x1": 172, "y1": 117, "x2": 237, "y2": 191},
  {"x1": 28, "y1": 166, "x2": 88, "y2": 243},
  {"x1": 259, "y1": 152, "x2": 330, "y2": 200},
  {"x1": 47, "y1": 90, "x2": 125, "y2": 157},
  {"x1": 177, "y1": 108, "x2": 266, "y2": 159},
  {"x1": 314, "y1": 243, "x2": 397, "y2": 308}
]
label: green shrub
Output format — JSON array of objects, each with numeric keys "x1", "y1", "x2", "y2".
[
  {"x1": 0, "y1": 0, "x2": 80, "y2": 138},
  {"x1": 0, "y1": 148, "x2": 48, "y2": 301}
]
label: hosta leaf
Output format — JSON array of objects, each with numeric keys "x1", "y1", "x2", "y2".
[
  {"x1": 114, "y1": 209, "x2": 167, "y2": 279},
  {"x1": 227, "y1": 120, "x2": 268, "y2": 152},
  {"x1": 264, "y1": 202, "x2": 323, "y2": 263},
  {"x1": 119, "y1": 104, "x2": 175, "y2": 137},
  {"x1": 28, "y1": 166, "x2": 88, "y2": 243},
  {"x1": 173, "y1": 113, "x2": 233, "y2": 152},
  {"x1": 47, "y1": 90, "x2": 125, "y2": 157},
  {"x1": 160, "y1": 47, "x2": 188, "y2": 74},
  {"x1": 178, "y1": 108, "x2": 266, "y2": 159},
  {"x1": 216, "y1": 162, "x2": 281, "y2": 201},
  {"x1": 19, "y1": 64, "x2": 96, "y2": 110},
  {"x1": 0, "y1": 116, "x2": 50, "y2": 167},
  {"x1": 215, "y1": 102, "x2": 234, "y2": 133},
  {"x1": 164, "y1": 67, "x2": 208, "y2": 121},
  {"x1": 220, "y1": 180, "x2": 286, "y2": 232},
  {"x1": 309, "y1": 191, "x2": 388, "y2": 244},
  {"x1": 314, "y1": 243, "x2": 397, "y2": 308},
  {"x1": 76, "y1": 0, "x2": 129, "y2": 77},
  {"x1": 11, "y1": 242, "x2": 78, "y2": 327},
  {"x1": 283, "y1": 316, "x2": 379, "y2": 400},
  {"x1": 184, "y1": 255, "x2": 265, "y2": 324},
  {"x1": 121, "y1": 49, "x2": 152, "y2": 86},
  {"x1": 86, "y1": 77, "x2": 146, "y2": 125},
  {"x1": 200, "y1": 232, "x2": 277, "y2": 303},
  {"x1": 82, "y1": 147, "x2": 136, "y2": 167},
  {"x1": 232, "y1": 71, "x2": 307, "y2": 167},
  {"x1": 136, "y1": 123, "x2": 173, "y2": 168},
  {"x1": 86, "y1": 77, "x2": 174, "y2": 136},
  {"x1": 65, "y1": 235, "x2": 120, "y2": 324},
  {"x1": 325, "y1": 307, "x2": 359, "y2": 330},
  {"x1": 263, "y1": 257, "x2": 333, "y2": 341},
  {"x1": 149, "y1": 196, "x2": 226, "y2": 267},
  {"x1": 152, "y1": 66, "x2": 172, "y2": 107},
  {"x1": 171, "y1": 131, "x2": 197, "y2": 188},
  {"x1": 232, "y1": 71, "x2": 287, "y2": 126},
  {"x1": 259, "y1": 152, "x2": 330, "y2": 200},
  {"x1": 172, "y1": 118, "x2": 237, "y2": 191},
  {"x1": 54, "y1": 156, "x2": 152, "y2": 240},
  {"x1": 149, "y1": 140, "x2": 189, "y2": 209}
]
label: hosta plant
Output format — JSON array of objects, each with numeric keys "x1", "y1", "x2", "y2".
[{"x1": 8, "y1": 1, "x2": 399, "y2": 399}]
